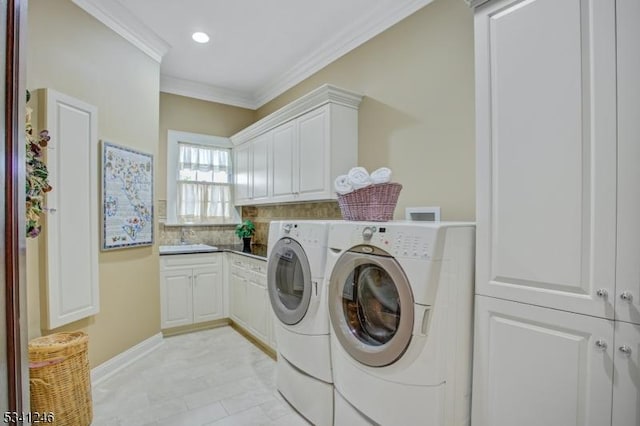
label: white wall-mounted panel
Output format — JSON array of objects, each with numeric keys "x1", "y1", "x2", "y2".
[{"x1": 45, "y1": 89, "x2": 99, "y2": 329}]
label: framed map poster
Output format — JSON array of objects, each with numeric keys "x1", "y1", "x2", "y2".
[{"x1": 101, "y1": 141, "x2": 154, "y2": 250}]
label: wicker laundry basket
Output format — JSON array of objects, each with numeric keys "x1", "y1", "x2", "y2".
[
  {"x1": 29, "y1": 332, "x2": 92, "y2": 426},
  {"x1": 337, "y1": 182, "x2": 402, "y2": 221}
]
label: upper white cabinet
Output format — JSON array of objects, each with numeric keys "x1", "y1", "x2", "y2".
[
  {"x1": 232, "y1": 84, "x2": 362, "y2": 206},
  {"x1": 43, "y1": 89, "x2": 99, "y2": 329},
  {"x1": 474, "y1": 0, "x2": 617, "y2": 319}
]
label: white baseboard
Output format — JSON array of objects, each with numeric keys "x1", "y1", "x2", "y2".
[{"x1": 91, "y1": 333, "x2": 164, "y2": 386}]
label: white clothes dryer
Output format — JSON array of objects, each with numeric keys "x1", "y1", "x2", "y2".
[
  {"x1": 325, "y1": 221, "x2": 475, "y2": 426},
  {"x1": 267, "y1": 220, "x2": 333, "y2": 426}
]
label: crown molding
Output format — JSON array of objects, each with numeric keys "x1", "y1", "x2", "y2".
[
  {"x1": 72, "y1": 0, "x2": 170, "y2": 62},
  {"x1": 253, "y1": 0, "x2": 434, "y2": 108},
  {"x1": 230, "y1": 84, "x2": 363, "y2": 145},
  {"x1": 160, "y1": 75, "x2": 258, "y2": 109},
  {"x1": 463, "y1": 0, "x2": 491, "y2": 7}
]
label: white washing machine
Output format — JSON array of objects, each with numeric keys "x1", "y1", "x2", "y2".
[
  {"x1": 325, "y1": 221, "x2": 475, "y2": 426},
  {"x1": 267, "y1": 220, "x2": 333, "y2": 426}
]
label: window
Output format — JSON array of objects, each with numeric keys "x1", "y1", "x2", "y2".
[{"x1": 166, "y1": 130, "x2": 240, "y2": 225}]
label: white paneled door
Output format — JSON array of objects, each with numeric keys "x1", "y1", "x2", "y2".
[
  {"x1": 44, "y1": 89, "x2": 99, "y2": 328},
  {"x1": 615, "y1": 0, "x2": 640, "y2": 326},
  {"x1": 474, "y1": 0, "x2": 617, "y2": 319},
  {"x1": 472, "y1": 295, "x2": 614, "y2": 426}
]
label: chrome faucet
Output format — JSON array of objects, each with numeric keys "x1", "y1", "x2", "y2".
[{"x1": 180, "y1": 228, "x2": 189, "y2": 245}]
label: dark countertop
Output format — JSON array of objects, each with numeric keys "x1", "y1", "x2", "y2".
[
  {"x1": 216, "y1": 243, "x2": 268, "y2": 260},
  {"x1": 159, "y1": 243, "x2": 268, "y2": 260}
]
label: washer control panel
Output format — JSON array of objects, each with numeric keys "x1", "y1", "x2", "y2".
[{"x1": 350, "y1": 224, "x2": 435, "y2": 260}]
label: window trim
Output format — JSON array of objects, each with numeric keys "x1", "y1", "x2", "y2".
[{"x1": 166, "y1": 130, "x2": 239, "y2": 225}]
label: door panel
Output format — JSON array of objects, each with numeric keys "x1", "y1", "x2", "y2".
[
  {"x1": 297, "y1": 106, "x2": 327, "y2": 195},
  {"x1": 247, "y1": 280, "x2": 269, "y2": 343},
  {"x1": 272, "y1": 121, "x2": 295, "y2": 198},
  {"x1": 252, "y1": 133, "x2": 270, "y2": 200},
  {"x1": 161, "y1": 271, "x2": 192, "y2": 328},
  {"x1": 475, "y1": 0, "x2": 617, "y2": 318},
  {"x1": 234, "y1": 143, "x2": 251, "y2": 203},
  {"x1": 615, "y1": 0, "x2": 640, "y2": 325},
  {"x1": 192, "y1": 267, "x2": 223, "y2": 323},
  {"x1": 612, "y1": 321, "x2": 640, "y2": 426},
  {"x1": 472, "y1": 296, "x2": 613, "y2": 426}
]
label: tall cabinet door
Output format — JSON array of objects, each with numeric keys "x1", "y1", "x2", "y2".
[
  {"x1": 475, "y1": 0, "x2": 617, "y2": 318},
  {"x1": 615, "y1": 0, "x2": 640, "y2": 325},
  {"x1": 472, "y1": 296, "x2": 614, "y2": 426}
]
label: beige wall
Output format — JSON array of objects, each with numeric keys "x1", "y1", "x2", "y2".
[
  {"x1": 257, "y1": 0, "x2": 475, "y2": 221},
  {"x1": 26, "y1": 0, "x2": 161, "y2": 367},
  {"x1": 157, "y1": 93, "x2": 255, "y2": 199}
]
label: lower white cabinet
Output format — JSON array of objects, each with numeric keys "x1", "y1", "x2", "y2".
[
  {"x1": 160, "y1": 253, "x2": 223, "y2": 329},
  {"x1": 473, "y1": 295, "x2": 639, "y2": 426},
  {"x1": 227, "y1": 253, "x2": 275, "y2": 350}
]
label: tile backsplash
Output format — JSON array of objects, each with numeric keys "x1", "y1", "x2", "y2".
[
  {"x1": 157, "y1": 201, "x2": 342, "y2": 246},
  {"x1": 243, "y1": 201, "x2": 342, "y2": 245}
]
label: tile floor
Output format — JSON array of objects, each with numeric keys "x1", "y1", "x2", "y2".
[{"x1": 92, "y1": 326, "x2": 309, "y2": 425}]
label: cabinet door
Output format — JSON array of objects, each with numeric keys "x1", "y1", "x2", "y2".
[
  {"x1": 233, "y1": 143, "x2": 251, "y2": 204},
  {"x1": 472, "y1": 296, "x2": 613, "y2": 426},
  {"x1": 272, "y1": 121, "x2": 296, "y2": 200},
  {"x1": 246, "y1": 277, "x2": 269, "y2": 344},
  {"x1": 297, "y1": 106, "x2": 328, "y2": 198},
  {"x1": 612, "y1": 321, "x2": 640, "y2": 426},
  {"x1": 44, "y1": 90, "x2": 99, "y2": 328},
  {"x1": 615, "y1": 0, "x2": 640, "y2": 325},
  {"x1": 160, "y1": 270, "x2": 193, "y2": 328},
  {"x1": 192, "y1": 266, "x2": 223, "y2": 323},
  {"x1": 229, "y1": 267, "x2": 247, "y2": 326},
  {"x1": 252, "y1": 133, "x2": 270, "y2": 201},
  {"x1": 475, "y1": 0, "x2": 617, "y2": 318}
]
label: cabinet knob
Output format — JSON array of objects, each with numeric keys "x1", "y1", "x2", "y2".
[
  {"x1": 595, "y1": 339, "x2": 608, "y2": 350},
  {"x1": 596, "y1": 288, "x2": 609, "y2": 298},
  {"x1": 619, "y1": 345, "x2": 632, "y2": 355},
  {"x1": 620, "y1": 292, "x2": 634, "y2": 302}
]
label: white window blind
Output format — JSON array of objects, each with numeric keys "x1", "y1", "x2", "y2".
[{"x1": 177, "y1": 142, "x2": 233, "y2": 224}]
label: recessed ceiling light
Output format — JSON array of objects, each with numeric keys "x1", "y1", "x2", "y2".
[{"x1": 192, "y1": 32, "x2": 210, "y2": 44}]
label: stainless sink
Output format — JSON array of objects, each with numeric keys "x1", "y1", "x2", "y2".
[{"x1": 159, "y1": 244, "x2": 218, "y2": 254}]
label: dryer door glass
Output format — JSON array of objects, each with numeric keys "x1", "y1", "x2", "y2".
[
  {"x1": 267, "y1": 238, "x2": 312, "y2": 325},
  {"x1": 345, "y1": 265, "x2": 400, "y2": 345},
  {"x1": 329, "y1": 249, "x2": 414, "y2": 367}
]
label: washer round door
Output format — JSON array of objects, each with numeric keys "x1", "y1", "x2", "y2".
[
  {"x1": 267, "y1": 238, "x2": 313, "y2": 325},
  {"x1": 328, "y1": 247, "x2": 414, "y2": 367}
]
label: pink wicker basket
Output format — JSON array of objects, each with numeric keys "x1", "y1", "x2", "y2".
[{"x1": 337, "y1": 183, "x2": 402, "y2": 221}]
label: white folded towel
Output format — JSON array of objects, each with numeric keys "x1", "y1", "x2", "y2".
[
  {"x1": 347, "y1": 167, "x2": 372, "y2": 190},
  {"x1": 334, "y1": 174, "x2": 353, "y2": 195},
  {"x1": 370, "y1": 167, "x2": 392, "y2": 184}
]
